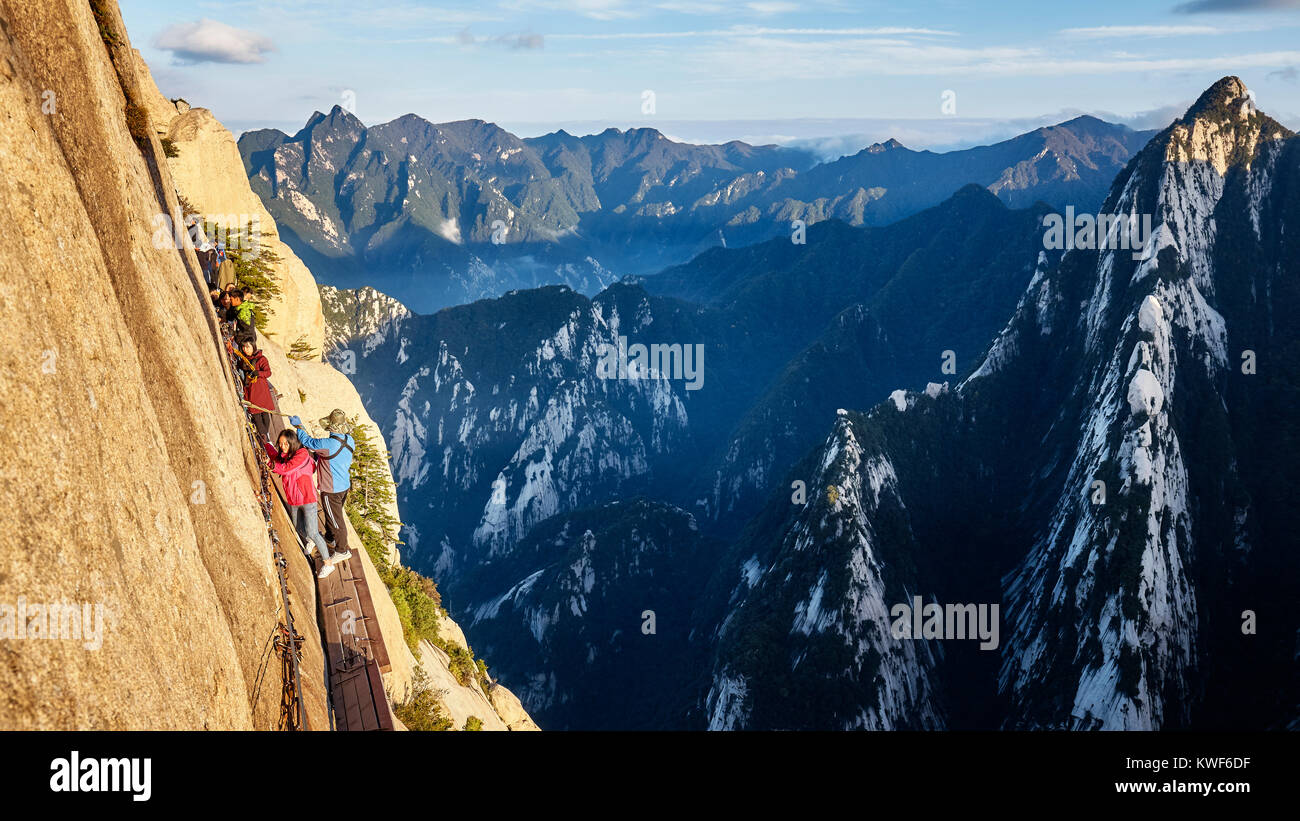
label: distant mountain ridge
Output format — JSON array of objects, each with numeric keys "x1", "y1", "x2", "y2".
[
  {"x1": 243, "y1": 109, "x2": 1153, "y2": 312},
  {"x1": 318, "y1": 77, "x2": 1299, "y2": 732},
  {"x1": 765, "y1": 115, "x2": 1154, "y2": 229}
]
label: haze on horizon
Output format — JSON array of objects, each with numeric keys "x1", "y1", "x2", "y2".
[{"x1": 124, "y1": 0, "x2": 1300, "y2": 154}]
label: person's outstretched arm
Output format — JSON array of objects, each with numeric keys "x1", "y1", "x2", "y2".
[{"x1": 289, "y1": 416, "x2": 327, "y2": 450}]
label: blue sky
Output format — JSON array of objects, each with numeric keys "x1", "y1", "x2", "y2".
[{"x1": 122, "y1": 0, "x2": 1300, "y2": 150}]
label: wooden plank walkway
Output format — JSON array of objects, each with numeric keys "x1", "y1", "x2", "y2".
[
  {"x1": 224, "y1": 323, "x2": 391, "y2": 730},
  {"x1": 314, "y1": 546, "x2": 394, "y2": 731},
  {"x1": 269, "y1": 472, "x2": 394, "y2": 731}
]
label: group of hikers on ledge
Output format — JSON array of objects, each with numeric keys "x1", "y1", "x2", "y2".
[
  {"x1": 262, "y1": 408, "x2": 357, "y2": 581},
  {"x1": 196, "y1": 214, "x2": 357, "y2": 581}
]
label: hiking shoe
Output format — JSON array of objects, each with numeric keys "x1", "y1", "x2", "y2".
[
  {"x1": 317, "y1": 563, "x2": 336, "y2": 580},
  {"x1": 327, "y1": 549, "x2": 353, "y2": 565}
]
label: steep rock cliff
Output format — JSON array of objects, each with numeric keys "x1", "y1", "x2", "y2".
[
  {"x1": 135, "y1": 52, "x2": 326, "y2": 355},
  {"x1": 0, "y1": 0, "x2": 306, "y2": 728},
  {"x1": 0, "y1": 0, "x2": 533, "y2": 731}
]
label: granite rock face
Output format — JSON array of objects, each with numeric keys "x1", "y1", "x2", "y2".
[
  {"x1": 0, "y1": 0, "x2": 534, "y2": 732},
  {"x1": 136, "y1": 52, "x2": 327, "y2": 355},
  {"x1": 0, "y1": 0, "x2": 293, "y2": 729}
]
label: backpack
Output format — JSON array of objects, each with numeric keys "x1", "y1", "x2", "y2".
[{"x1": 318, "y1": 434, "x2": 354, "y2": 461}]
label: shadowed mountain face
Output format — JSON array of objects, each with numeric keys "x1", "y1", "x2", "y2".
[
  {"x1": 322, "y1": 78, "x2": 1299, "y2": 732},
  {"x1": 242, "y1": 109, "x2": 1151, "y2": 313},
  {"x1": 309, "y1": 76, "x2": 1294, "y2": 732},
  {"x1": 705, "y1": 77, "x2": 1300, "y2": 731},
  {"x1": 323, "y1": 184, "x2": 1054, "y2": 728}
]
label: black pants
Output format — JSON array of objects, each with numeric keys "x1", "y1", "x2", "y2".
[
  {"x1": 251, "y1": 411, "x2": 271, "y2": 441},
  {"x1": 320, "y1": 490, "x2": 350, "y2": 553}
]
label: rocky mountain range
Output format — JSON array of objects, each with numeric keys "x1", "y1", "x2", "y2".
[
  {"x1": 706, "y1": 76, "x2": 1299, "y2": 730},
  {"x1": 323, "y1": 77, "x2": 1298, "y2": 731},
  {"x1": 323, "y1": 185, "x2": 1052, "y2": 727},
  {"x1": 244, "y1": 108, "x2": 1150, "y2": 313}
]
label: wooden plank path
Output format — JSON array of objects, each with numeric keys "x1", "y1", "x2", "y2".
[
  {"x1": 269, "y1": 473, "x2": 394, "y2": 731},
  {"x1": 223, "y1": 323, "x2": 391, "y2": 730},
  {"x1": 313, "y1": 545, "x2": 394, "y2": 731}
]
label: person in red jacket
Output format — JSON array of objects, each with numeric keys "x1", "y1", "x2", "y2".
[
  {"x1": 238, "y1": 340, "x2": 274, "y2": 439},
  {"x1": 263, "y1": 429, "x2": 343, "y2": 579}
]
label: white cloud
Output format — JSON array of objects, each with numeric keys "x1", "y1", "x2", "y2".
[
  {"x1": 546, "y1": 26, "x2": 957, "y2": 40},
  {"x1": 152, "y1": 19, "x2": 276, "y2": 64},
  {"x1": 1060, "y1": 21, "x2": 1292, "y2": 38},
  {"x1": 504, "y1": 0, "x2": 858, "y2": 19},
  {"x1": 653, "y1": 0, "x2": 833, "y2": 14},
  {"x1": 502, "y1": 33, "x2": 546, "y2": 49},
  {"x1": 688, "y1": 34, "x2": 1300, "y2": 80},
  {"x1": 746, "y1": 2, "x2": 801, "y2": 14},
  {"x1": 1061, "y1": 25, "x2": 1224, "y2": 38},
  {"x1": 502, "y1": 0, "x2": 640, "y2": 20}
]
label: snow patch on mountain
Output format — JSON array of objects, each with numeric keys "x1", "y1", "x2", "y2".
[
  {"x1": 708, "y1": 414, "x2": 943, "y2": 730},
  {"x1": 706, "y1": 672, "x2": 750, "y2": 730},
  {"x1": 965, "y1": 251, "x2": 1052, "y2": 382},
  {"x1": 320, "y1": 285, "x2": 412, "y2": 355},
  {"x1": 993, "y1": 78, "x2": 1280, "y2": 727}
]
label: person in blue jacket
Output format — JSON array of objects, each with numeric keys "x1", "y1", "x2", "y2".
[{"x1": 289, "y1": 409, "x2": 355, "y2": 563}]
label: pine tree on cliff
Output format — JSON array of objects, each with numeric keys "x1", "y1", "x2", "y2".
[{"x1": 225, "y1": 220, "x2": 283, "y2": 332}]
